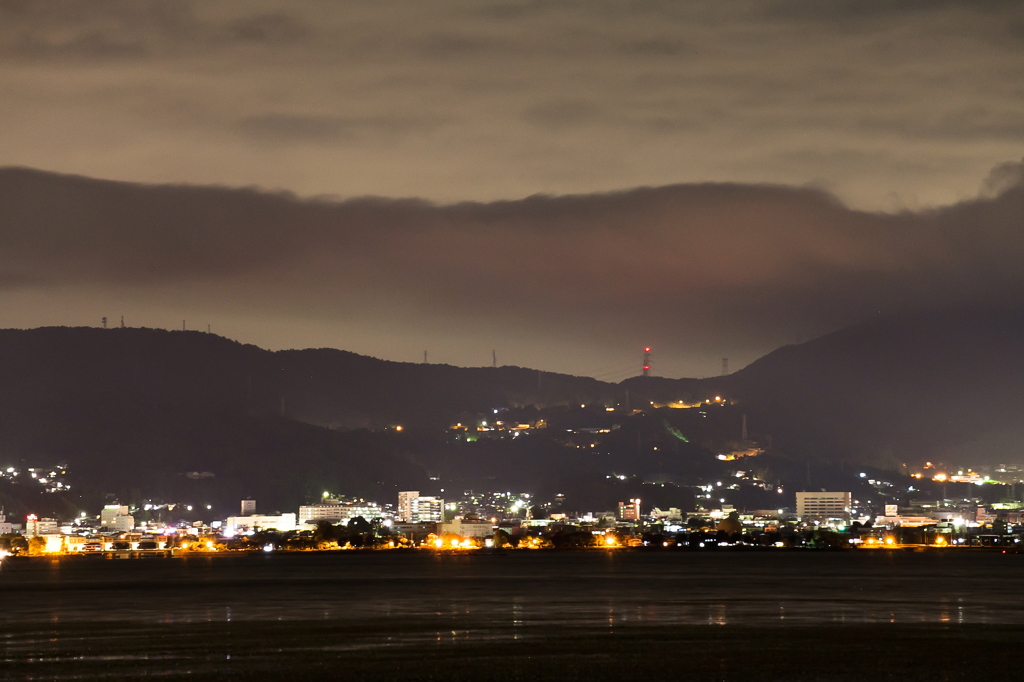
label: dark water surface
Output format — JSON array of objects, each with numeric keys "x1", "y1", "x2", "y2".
[{"x1": 2, "y1": 549, "x2": 1023, "y2": 680}]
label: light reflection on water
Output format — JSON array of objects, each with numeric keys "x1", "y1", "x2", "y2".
[
  {"x1": 3, "y1": 550, "x2": 1024, "y2": 631},
  {"x1": 5, "y1": 551, "x2": 1024, "y2": 680}
]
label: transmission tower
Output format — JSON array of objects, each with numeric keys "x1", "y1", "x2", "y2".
[
  {"x1": 721, "y1": 357, "x2": 729, "y2": 375},
  {"x1": 642, "y1": 347, "x2": 651, "y2": 377}
]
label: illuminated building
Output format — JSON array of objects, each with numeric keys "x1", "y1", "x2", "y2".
[
  {"x1": 441, "y1": 518, "x2": 494, "y2": 539},
  {"x1": 100, "y1": 504, "x2": 134, "y2": 530},
  {"x1": 99, "y1": 501, "x2": 131, "y2": 528},
  {"x1": 397, "y1": 491, "x2": 417, "y2": 521},
  {"x1": 398, "y1": 491, "x2": 444, "y2": 523},
  {"x1": 25, "y1": 515, "x2": 60, "y2": 537},
  {"x1": 796, "y1": 492, "x2": 851, "y2": 519},
  {"x1": 113, "y1": 514, "x2": 136, "y2": 532},
  {"x1": 224, "y1": 513, "x2": 297, "y2": 535},
  {"x1": 299, "y1": 502, "x2": 383, "y2": 526},
  {"x1": 391, "y1": 521, "x2": 443, "y2": 543},
  {"x1": 618, "y1": 498, "x2": 641, "y2": 521}
]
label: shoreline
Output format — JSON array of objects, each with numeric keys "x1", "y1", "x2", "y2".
[{"x1": 3, "y1": 543, "x2": 1016, "y2": 564}]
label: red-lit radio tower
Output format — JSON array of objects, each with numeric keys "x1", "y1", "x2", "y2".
[{"x1": 642, "y1": 347, "x2": 651, "y2": 377}]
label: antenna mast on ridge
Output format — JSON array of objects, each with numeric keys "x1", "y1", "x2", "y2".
[{"x1": 642, "y1": 347, "x2": 651, "y2": 377}]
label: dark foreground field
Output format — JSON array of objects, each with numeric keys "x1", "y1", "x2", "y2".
[{"x1": 2, "y1": 619, "x2": 1021, "y2": 681}]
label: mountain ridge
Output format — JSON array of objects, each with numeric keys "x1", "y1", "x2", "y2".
[{"x1": 1, "y1": 307, "x2": 1022, "y2": 516}]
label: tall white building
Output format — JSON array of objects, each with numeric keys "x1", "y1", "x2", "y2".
[
  {"x1": 398, "y1": 491, "x2": 444, "y2": 523},
  {"x1": 100, "y1": 504, "x2": 134, "y2": 530},
  {"x1": 100, "y1": 504, "x2": 129, "y2": 527},
  {"x1": 796, "y1": 492, "x2": 852, "y2": 519},
  {"x1": 398, "y1": 491, "x2": 418, "y2": 522}
]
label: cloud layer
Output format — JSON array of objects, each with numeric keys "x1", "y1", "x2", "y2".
[
  {"x1": 3, "y1": 1, "x2": 1023, "y2": 376},
  {"x1": 0, "y1": 0, "x2": 1022, "y2": 209},
  {"x1": 1, "y1": 165, "x2": 1022, "y2": 378}
]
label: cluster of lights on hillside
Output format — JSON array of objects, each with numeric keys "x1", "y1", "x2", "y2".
[{"x1": 0, "y1": 464, "x2": 69, "y2": 493}]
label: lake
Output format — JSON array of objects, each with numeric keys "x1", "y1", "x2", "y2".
[{"x1": 2, "y1": 549, "x2": 1022, "y2": 680}]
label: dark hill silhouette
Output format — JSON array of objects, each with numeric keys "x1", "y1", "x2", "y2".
[
  {"x1": 614, "y1": 307, "x2": 1024, "y2": 469},
  {"x1": 1, "y1": 308, "x2": 1022, "y2": 515},
  {"x1": 0, "y1": 326, "x2": 619, "y2": 515},
  {"x1": 720, "y1": 306, "x2": 1024, "y2": 467},
  {"x1": 0, "y1": 326, "x2": 614, "y2": 429}
]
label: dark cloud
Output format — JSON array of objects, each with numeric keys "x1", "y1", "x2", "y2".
[
  {"x1": 982, "y1": 159, "x2": 1024, "y2": 197},
  {"x1": 418, "y1": 33, "x2": 508, "y2": 59},
  {"x1": 617, "y1": 39, "x2": 688, "y2": 57},
  {"x1": 0, "y1": 0, "x2": 306, "y2": 60},
  {"x1": 235, "y1": 113, "x2": 446, "y2": 143},
  {"x1": 222, "y1": 12, "x2": 306, "y2": 44},
  {"x1": 755, "y1": 0, "x2": 1006, "y2": 24},
  {"x1": 1, "y1": 165, "x2": 1022, "y2": 376},
  {"x1": 522, "y1": 101, "x2": 600, "y2": 128}
]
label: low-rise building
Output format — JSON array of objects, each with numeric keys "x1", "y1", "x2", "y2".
[
  {"x1": 224, "y1": 513, "x2": 297, "y2": 535},
  {"x1": 25, "y1": 515, "x2": 60, "y2": 537},
  {"x1": 442, "y1": 519, "x2": 494, "y2": 539},
  {"x1": 391, "y1": 521, "x2": 442, "y2": 544},
  {"x1": 796, "y1": 492, "x2": 851, "y2": 519},
  {"x1": 299, "y1": 501, "x2": 383, "y2": 526}
]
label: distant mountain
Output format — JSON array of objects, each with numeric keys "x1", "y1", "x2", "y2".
[
  {"x1": 0, "y1": 326, "x2": 621, "y2": 516},
  {"x1": 617, "y1": 306, "x2": 1024, "y2": 469},
  {"x1": 0, "y1": 325, "x2": 616, "y2": 428},
  {"x1": 722, "y1": 306, "x2": 1024, "y2": 468},
  {"x1": 0, "y1": 308, "x2": 1021, "y2": 517}
]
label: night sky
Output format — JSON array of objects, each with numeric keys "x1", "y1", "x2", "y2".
[{"x1": 1, "y1": 1, "x2": 1022, "y2": 378}]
